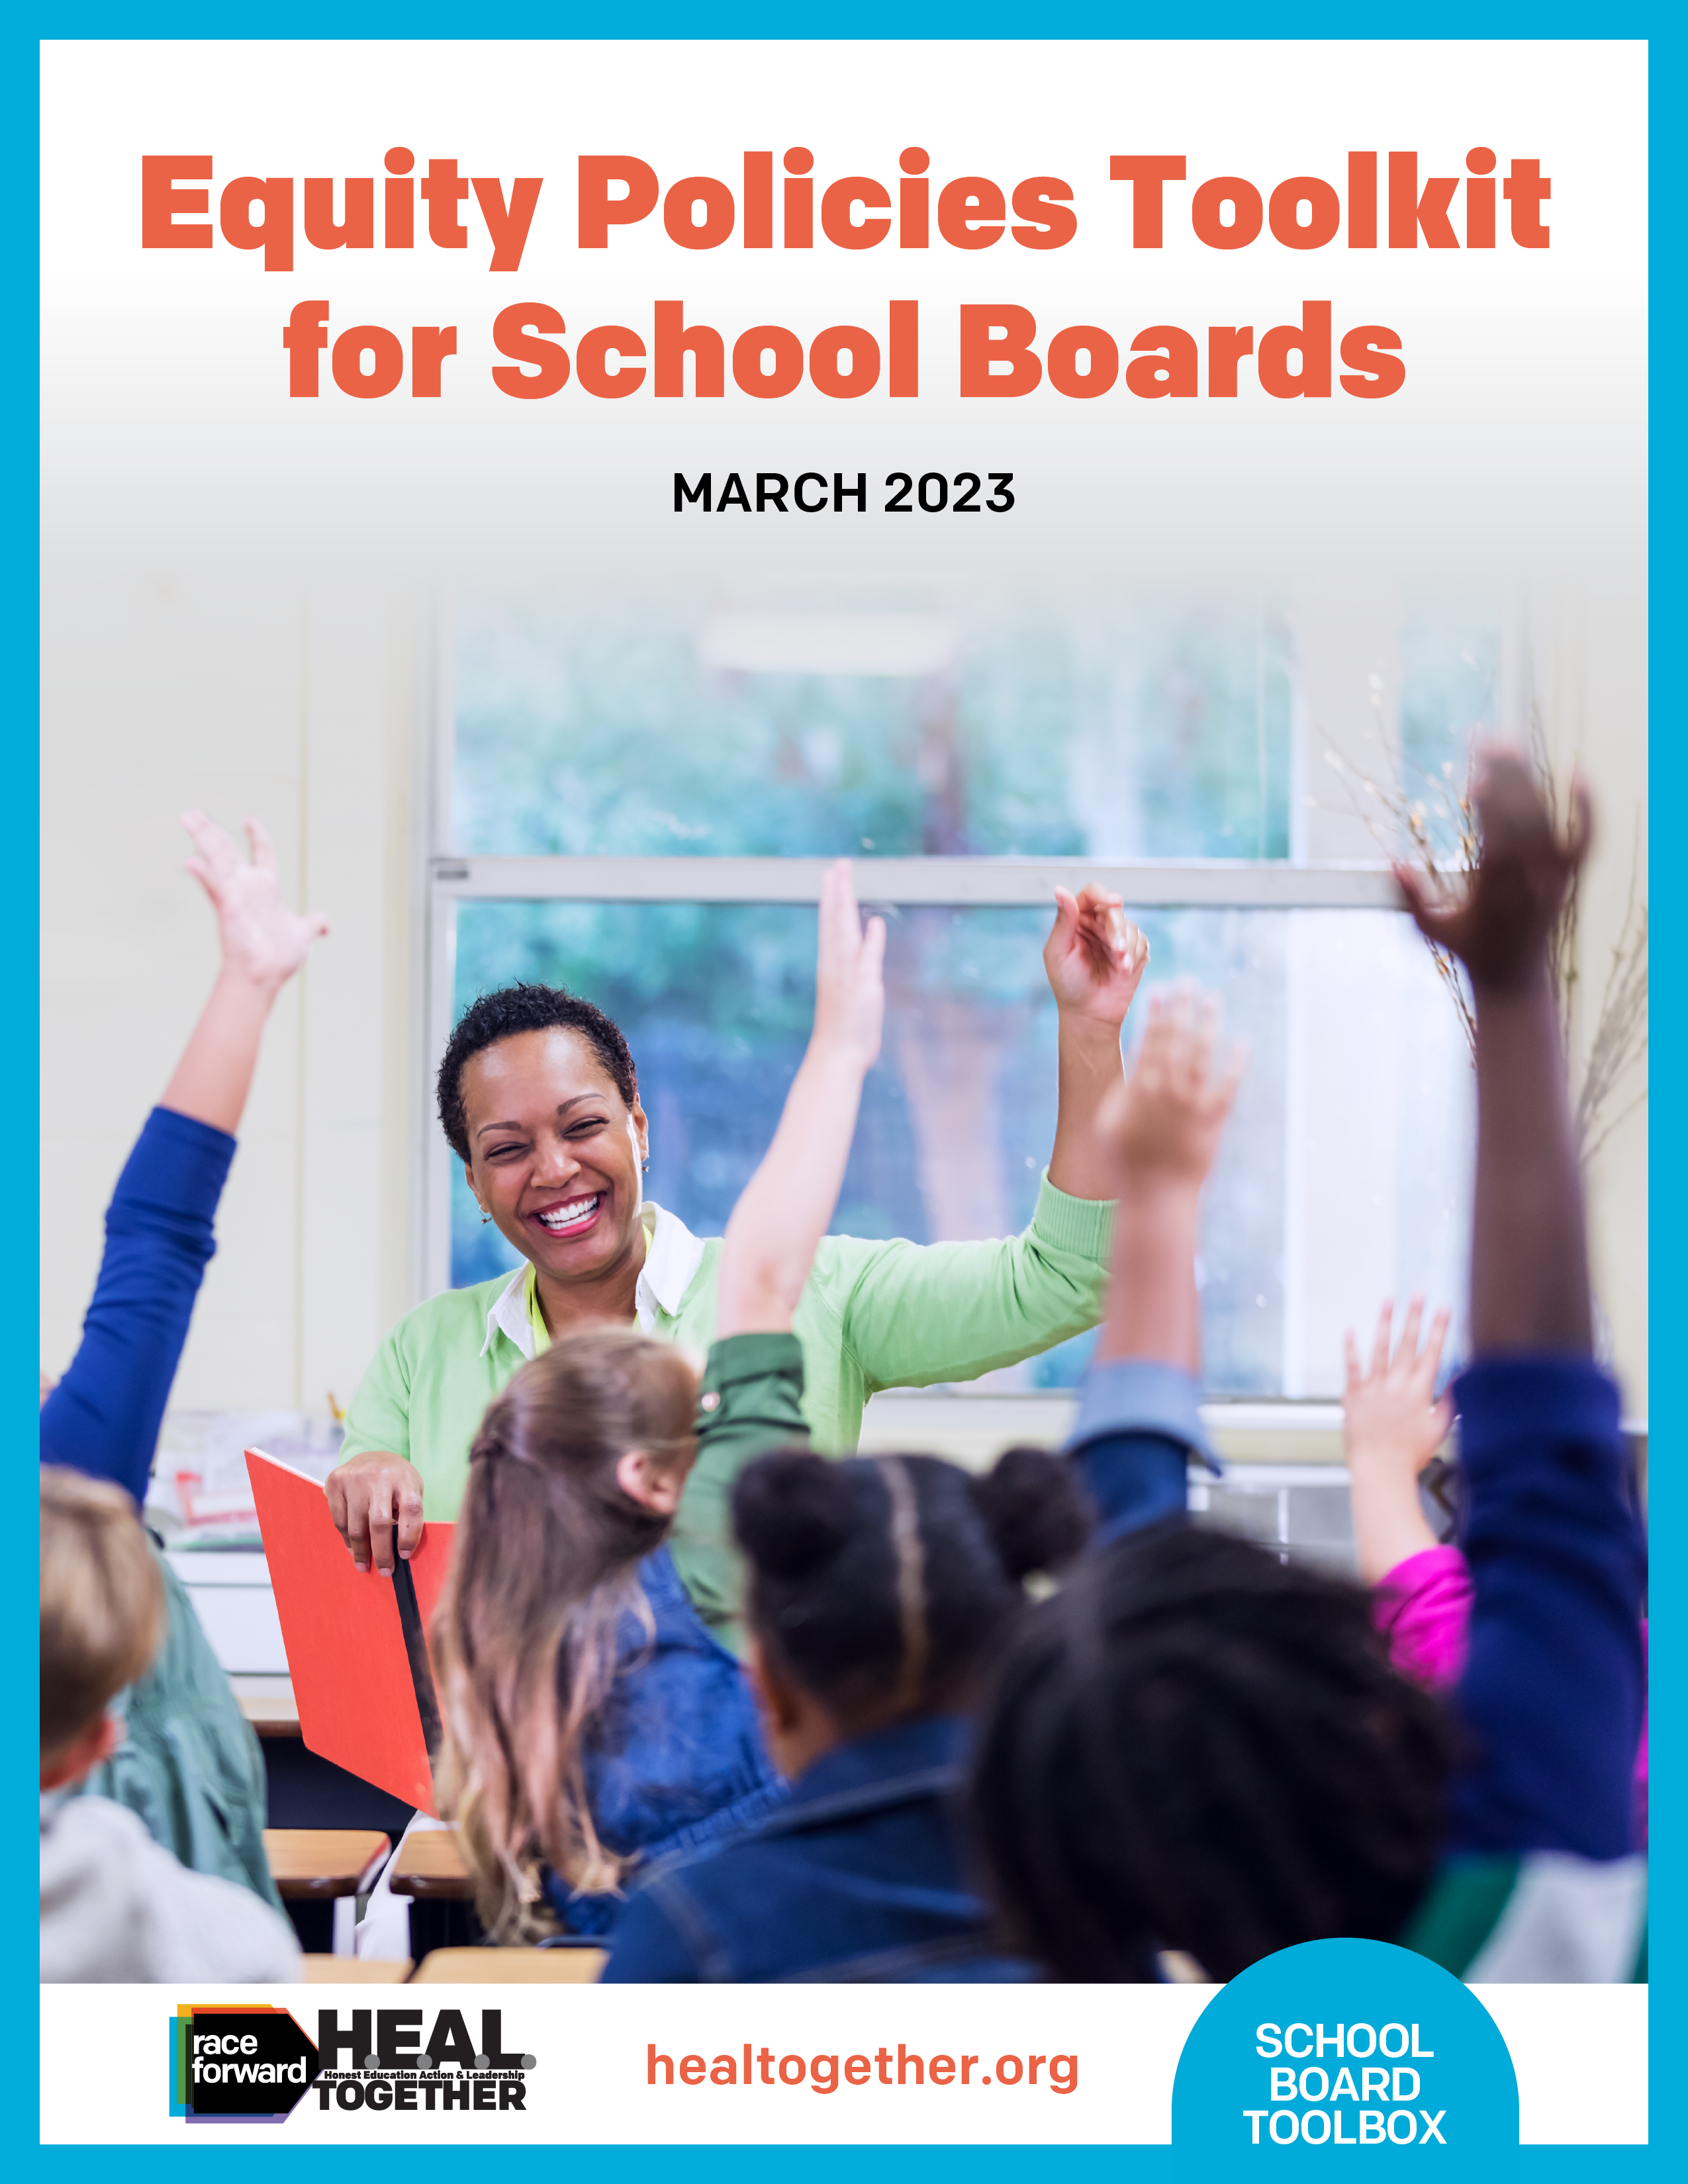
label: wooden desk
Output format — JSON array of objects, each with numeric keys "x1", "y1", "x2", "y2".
[
  {"x1": 301, "y1": 1956, "x2": 413, "y2": 1983},
  {"x1": 389, "y1": 1828, "x2": 473, "y2": 1900},
  {"x1": 233, "y1": 1674, "x2": 301, "y2": 1738},
  {"x1": 412, "y1": 1947, "x2": 606, "y2": 1984},
  {"x1": 263, "y1": 1829, "x2": 392, "y2": 1900}
]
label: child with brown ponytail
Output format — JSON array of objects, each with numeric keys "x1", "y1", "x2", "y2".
[
  {"x1": 431, "y1": 863, "x2": 901, "y2": 1939},
  {"x1": 433, "y1": 1328, "x2": 782, "y2": 1940}
]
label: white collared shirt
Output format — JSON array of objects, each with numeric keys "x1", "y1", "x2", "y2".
[{"x1": 477, "y1": 1201, "x2": 708, "y2": 1362}]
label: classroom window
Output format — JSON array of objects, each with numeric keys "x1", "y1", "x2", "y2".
[
  {"x1": 433, "y1": 591, "x2": 1494, "y2": 1399},
  {"x1": 451, "y1": 594, "x2": 1296, "y2": 862},
  {"x1": 447, "y1": 897, "x2": 1470, "y2": 1396}
]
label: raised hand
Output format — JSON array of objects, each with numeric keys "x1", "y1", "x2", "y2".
[
  {"x1": 182, "y1": 808, "x2": 330, "y2": 995},
  {"x1": 1098, "y1": 986, "x2": 1244, "y2": 1193},
  {"x1": 810, "y1": 860, "x2": 887, "y2": 1072},
  {"x1": 1394, "y1": 751, "x2": 1589, "y2": 994},
  {"x1": 1343, "y1": 1297, "x2": 1452, "y2": 1584},
  {"x1": 1345, "y1": 1298, "x2": 1454, "y2": 1477},
  {"x1": 1044, "y1": 884, "x2": 1150, "y2": 1029}
]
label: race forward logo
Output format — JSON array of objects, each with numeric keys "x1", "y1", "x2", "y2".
[{"x1": 169, "y1": 2005, "x2": 318, "y2": 2122}]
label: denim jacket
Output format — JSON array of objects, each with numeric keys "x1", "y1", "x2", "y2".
[
  {"x1": 546, "y1": 1547, "x2": 785, "y2": 1937},
  {"x1": 601, "y1": 1711, "x2": 1031, "y2": 1981}
]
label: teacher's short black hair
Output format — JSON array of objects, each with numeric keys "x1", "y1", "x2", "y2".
[{"x1": 438, "y1": 983, "x2": 639, "y2": 1163}]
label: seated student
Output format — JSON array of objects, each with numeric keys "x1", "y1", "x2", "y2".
[
  {"x1": 431, "y1": 1328, "x2": 785, "y2": 1940},
  {"x1": 968, "y1": 756, "x2": 1648, "y2": 1983},
  {"x1": 600, "y1": 878, "x2": 1091, "y2": 1983},
  {"x1": 40, "y1": 811, "x2": 327, "y2": 1911},
  {"x1": 602, "y1": 1449, "x2": 1089, "y2": 1983},
  {"x1": 431, "y1": 864, "x2": 890, "y2": 1940},
  {"x1": 41, "y1": 1468, "x2": 301, "y2": 1981},
  {"x1": 329, "y1": 882, "x2": 1149, "y2": 1649}
]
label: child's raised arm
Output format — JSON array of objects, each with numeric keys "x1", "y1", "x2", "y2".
[
  {"x1": 1396, "y1": 755, "x2": 1591, "y2": 1357},
  {"x1": 161, "y1": 809, "x2": 331, "y2": 1134},
  {"x1": 41, "y1": 811, "x2": 328, "y2": 1502},
  {"x1": 669, "y1": 864, "x2": 883, "y2": 1645},
  {"x1": 714, "y1": 861, "x2": 886, "y2": 1338},
  {"x1": 1343, "y1": 1297, "x2": 1452, "y2": 1586},
  {"x1": 1344, "y1": 1298, "x2": 1477, "y2": 1696},
  {"x1": 1094, "y1": 987, "x2": 1244, "y2": 1374},
  {"x1": 1396, "y1": 753, "x2": 1646, "y2": 1897},
  {"x1": 1066, "y1": 986, "x2": 1243, "y2": 1541}
]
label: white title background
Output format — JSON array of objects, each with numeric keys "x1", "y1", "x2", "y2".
[{"x1": 41, "y1": 39, "x2": 1646, "y2": 586}]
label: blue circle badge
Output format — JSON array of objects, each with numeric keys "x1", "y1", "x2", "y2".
[{"x1": 1172, "y1": 1937, "x2": 1519, "y2": 2152}]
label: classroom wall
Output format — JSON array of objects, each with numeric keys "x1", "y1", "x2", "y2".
[
  {"x1": 1537, "y1": 588, "x2": 1650, "y2": 1418},
  {"x1": 40, "y1": 569, "x2": 1648, "y2": 1425},
  {"x1": 40, "y1": 563, "x2": 426, "y2": 1416}
]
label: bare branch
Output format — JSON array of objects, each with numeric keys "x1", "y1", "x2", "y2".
[{"x1": 1328, "y1": 693, "x2": 1646, "y2": 1165}]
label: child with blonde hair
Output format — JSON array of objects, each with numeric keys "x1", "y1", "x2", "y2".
[{"x1": 40, "y1": 1468, "x2": 299, "y2": 1981}]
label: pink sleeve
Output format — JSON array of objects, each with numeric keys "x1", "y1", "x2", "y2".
[
  {"x1": 1373, "y1": 1543, "x2": 1473, "y2": 1690},
  {"x1": 1375, "y1": 1556, "x2": 1650, "y2": 1846}
]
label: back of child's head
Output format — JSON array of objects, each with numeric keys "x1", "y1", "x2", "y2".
[
  {"x1": 732, "y1": 1444, "x2": 1092, "y2": 1727},
  {"x1": 455, "y1": 1324, "x2": 695, "y2": 1570},
  {"x1": 40, "y1": 1467, "x2": 163, "y2": 1762},
  {"x1": 434, "y1": 1326, "x2": 698, "y2": 1935},
  {"x1": 969, "y1": 1524, "x2": 1452, "y2": 1981}
]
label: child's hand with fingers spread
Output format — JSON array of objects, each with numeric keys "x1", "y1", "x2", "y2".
[
  {"x1": 1343, "y1": 1297, "x2": 1454, "y2": 1584},
  {"x1": 1099, "y1": 986, "x2": 1244, "y2": 1193},
  {"x1": 1394, "y1": 749, "x2": 1589, "y2": 995},
  {"x1": 810, "y1": 860, "x2": 886, "y2": 1074},
  {"x1": 182, "y1": 808, "x2": 330, "y2": 996},
  {"x1": 1044, "y1": 884, "x2": 1150, "y2": 1030}
]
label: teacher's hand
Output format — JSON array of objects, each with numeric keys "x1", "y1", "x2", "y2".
[
  {"x1": 326, "y1": 1451, "x2": 426, "y2": 1574},
  {"x1": 1044, "y1": 884, "x2": 1149, "y2": 1030}
]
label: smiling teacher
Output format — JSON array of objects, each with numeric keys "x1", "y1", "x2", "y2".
[{"x1": 330, "y1": 876, "x2": 1147, "y2": 1631}]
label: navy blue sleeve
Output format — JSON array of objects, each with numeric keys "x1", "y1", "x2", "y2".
[
  {"x1": 1447, "y1": 1355, "x2": 1646, "y2": 1861},
  {"x1": 40, "y1": 1107, "x2": 237, "y2": 1504},
  {"x1": 598, "y1": 1886, "x2": 704, "y2": 1983},
  {"x1": 1067, "y1": 1359, "x2": 1219, "y2": 1543}
]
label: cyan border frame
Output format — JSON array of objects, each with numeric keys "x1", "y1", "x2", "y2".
[{"x1": 12, "y1": 13, "x2": 1667, "y2": 2181}]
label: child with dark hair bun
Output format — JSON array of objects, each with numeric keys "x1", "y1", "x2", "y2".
[
  {"x1": 603, "y1": 874, "x2": 1092, "y2": 1981},
  {"x1": 602, "y1": 1447, "x2": 1088, "y2": 1982},
  {"x1": 735, "y1": 1444, "x2": 1088, "y2": 1740}
]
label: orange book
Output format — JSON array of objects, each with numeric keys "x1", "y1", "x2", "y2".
[{"x1": 246, "y1": 1449, "x2": 455, "y2": 1816}]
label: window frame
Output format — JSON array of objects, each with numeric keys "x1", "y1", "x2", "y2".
[{"x1": 422, "y1": 850, "x2": 1402, "y2": 1308}]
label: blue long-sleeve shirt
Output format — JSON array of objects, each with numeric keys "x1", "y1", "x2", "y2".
[
  {"x1": 1446, "y1": 1354, "x2": 1646, "y2": 1861},
  {"x1": 1065, "y1": 1357, "x2": 1219, "y2": 1537},
  {"x1": 40, "y1": 1106, "x2": 235, "y2": 1504}
]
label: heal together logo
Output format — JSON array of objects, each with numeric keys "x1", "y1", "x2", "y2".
[{"x1": 168, "y1": 2006, "x2": 536, "y2": 2123}]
